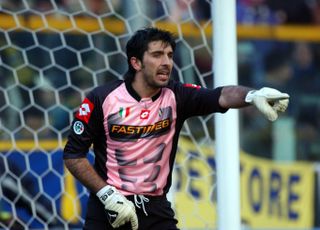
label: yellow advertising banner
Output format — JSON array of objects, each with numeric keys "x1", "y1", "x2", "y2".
[
  {"x1": 240, "y1": 152, "x2": 315, "y2": 228},
  {"x1": 174, "y1": 138, "x2": 315, "y2": 229}
]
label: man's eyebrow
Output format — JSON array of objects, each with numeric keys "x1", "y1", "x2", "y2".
[
  {"x1": 148, "y1": 50, "x2": 173, "y2": 55},
  {"x1": 148, "y1": 50, "x2": 164, "y2": 54}
]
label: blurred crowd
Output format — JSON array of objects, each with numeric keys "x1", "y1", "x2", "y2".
[
  {"x1": 237, "y1": 0, "x2": 320, "y2": 25},
  {"x1": 238, "y1": 40, "x2": 320, "y2": 161},
  {"x1": 235, "y1": 0, "x2": 320, "y2": 163},
  {"x1": 1, "y1": 0, "x2": 320, "y2": 24}
]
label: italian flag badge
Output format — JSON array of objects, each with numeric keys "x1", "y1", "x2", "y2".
[{"x1": 119, "y1": 107, "x2": 130, "y2": 118}]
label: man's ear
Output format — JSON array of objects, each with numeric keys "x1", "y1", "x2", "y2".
[{"x1": 130, "y1": 57, "x2": 142, "y2": 71}]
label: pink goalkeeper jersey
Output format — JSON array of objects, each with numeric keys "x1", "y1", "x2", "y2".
[
  {"x1": 64, "y1": 77, "x2": 227, "y2": 196},
  {"x1": 103, "y1": 83, "x2": 176, "y2": 195}
]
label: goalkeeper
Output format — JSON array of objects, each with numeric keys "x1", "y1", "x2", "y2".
[{"x1": 63, "y1": 27, "x2": 289, "y2": 230}]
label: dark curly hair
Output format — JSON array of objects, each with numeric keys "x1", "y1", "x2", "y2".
[{"x1": 125, "y1": 27, "x2": 176, "y2": 79}]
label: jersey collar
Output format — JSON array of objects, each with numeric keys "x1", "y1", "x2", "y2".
[{"x1": 124, "y1": 75, "x2": 162, "y2": 102}]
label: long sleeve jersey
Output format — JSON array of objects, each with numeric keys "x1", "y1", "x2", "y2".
[{"x1": 63, "y1": 78, "x2": 227, "y2": 196}]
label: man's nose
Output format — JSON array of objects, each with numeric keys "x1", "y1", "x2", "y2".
[{"x1": 162, "y1": 55, "x2": 171, "y2": 65}]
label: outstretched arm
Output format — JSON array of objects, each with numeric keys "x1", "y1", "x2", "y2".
[
  {"x1": 218, "y1": 85, "x2": 252, "y2": 109},
  {"x1": 219, "y1": 85, "x2": 290, "y2": 121}
]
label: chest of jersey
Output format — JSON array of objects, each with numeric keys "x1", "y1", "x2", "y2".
[{"x1": 102, "y1": 83, "x2": 177, "y2": 142}]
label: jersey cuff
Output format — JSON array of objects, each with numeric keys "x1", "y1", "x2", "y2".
[{"x1": 215, "y1": 87, "x2": 229, "y2": 113}]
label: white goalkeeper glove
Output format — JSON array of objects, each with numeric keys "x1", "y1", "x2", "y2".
[
  {"x1": 97, "y1": 185, "x2": 138, "y2": 230},
  {"x1": 245, "y1": 87, "x2": 289, "y2": 121}
]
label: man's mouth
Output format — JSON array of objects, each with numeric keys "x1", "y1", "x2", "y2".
[{"x1": 157, "y1": 70, "x2": 170, "y2": 79}]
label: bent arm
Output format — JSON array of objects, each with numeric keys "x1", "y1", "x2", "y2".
[
  {"x1": 218, "y1": 85, "x2": 252, "y2": 109},
  {"x1": 64, "y1": 158, "x2": 107, "y2": 193}
]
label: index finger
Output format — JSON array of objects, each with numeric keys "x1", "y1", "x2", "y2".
[{"x1": 266, "y1": 93, "x2": 290, "y2": 100}]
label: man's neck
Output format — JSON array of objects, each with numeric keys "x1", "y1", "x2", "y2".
[{"x1": 131, "y1": 77, "x2": 161, "y2": 99}]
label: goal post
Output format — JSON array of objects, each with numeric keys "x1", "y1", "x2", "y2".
[{"x1": 212, "y1": 1, "x2": 241, "y2": 230}]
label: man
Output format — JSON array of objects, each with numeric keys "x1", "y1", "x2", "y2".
[{"x1": 63, "y1": 27, "x2": 289, "y2": 230}]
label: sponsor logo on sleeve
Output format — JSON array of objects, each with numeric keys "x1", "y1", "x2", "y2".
[{"x1": 75, "y1": 98, "x2": 94, "y2": 123}]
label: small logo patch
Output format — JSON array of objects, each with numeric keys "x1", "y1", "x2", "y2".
[
  {"x1": 73, "y1": 121, "x2": 84, "y2": 135},
  {"x1": 106, "y1": 210, "x2": 118, "y2": 224},
  {"x1": 75, "y1": 98, "x2": 94, "y2": 124},
  {"x1": 140, "y1": 109, "x2": 150, "y2": 119},
  {"x1": 183, "y1": 83, "x2": 201, "y2": 89}
]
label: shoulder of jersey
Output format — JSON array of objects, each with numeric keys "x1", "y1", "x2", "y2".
[{"x1": 92, "y1": 79, "x2": 124, "y2": 97}]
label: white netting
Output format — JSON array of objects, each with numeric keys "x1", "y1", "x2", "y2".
[{"x1": 0, "y1": 0, "x2": 216, "y2": 229}]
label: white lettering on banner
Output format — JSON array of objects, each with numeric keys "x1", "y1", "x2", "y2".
[{"x1": 79, "y1": 103, "x2": 91, "y2": 116}]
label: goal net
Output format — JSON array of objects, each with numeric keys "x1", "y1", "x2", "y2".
[{"x1": 0, "y1": 0, "x2": 217, "y2": 229}]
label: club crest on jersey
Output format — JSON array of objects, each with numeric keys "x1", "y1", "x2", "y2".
[
  {"x1": 183, "y1": 83, "x2": 201, "y2": 89},
  {"x1": 140, "y1": 109, "x2": 150, "y2": 119},
  {"x1": 73, "y1": 121, "x2": 84, "y2": 135},
  {"x1": 75, "y1": 98, "x2": 94, "y2": 124}
]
